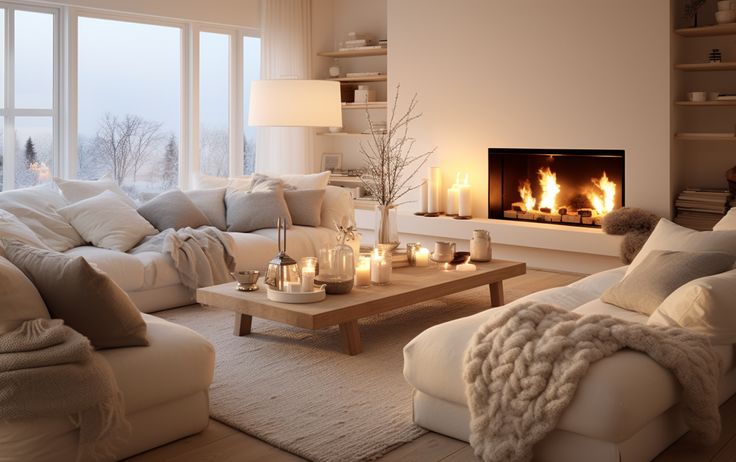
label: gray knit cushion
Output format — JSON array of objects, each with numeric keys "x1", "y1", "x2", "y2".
[
  {"x1": 601, "y1": 250, "x2": 736, "y2": 315},
  {"x1": 185, "y1": 188, "x2": 227, "y2": 231},
  {"x1": 138, "y1": 189, "x2": 211, "y2": 231},
  {"x1": 225, "y1": 189, "x2": 292, "y2": 232},
  {"x1": 284, "y1": 189, "x2": 325, "y2": 227}
]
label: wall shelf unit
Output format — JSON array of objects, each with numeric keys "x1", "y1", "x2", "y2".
[
  {"x1": 317, "y1": 48, "x2": 387, "y2": 58},
  {"x1": 675, "y1": 100, "x2": 736, "y2": 106},
  {"x1": 342, "y1": 101, "x2": 388, "y2": 109},
  {"x1": 674, "y1": 62, "x2": 736, "y2": 71},
  {"x1": 675, "y1": 132, "x2": 736, "y2": 141},
  {"x1": 674, "y1": 23, "x2": 736, "y2": 37},
  {"x1": 329, "y1": 74, "x2": 387, "y2": 83}
]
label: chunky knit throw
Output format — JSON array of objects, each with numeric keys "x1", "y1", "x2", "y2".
[{"x1": 463, "y1": 302, "x2": 721, "y2": 462}]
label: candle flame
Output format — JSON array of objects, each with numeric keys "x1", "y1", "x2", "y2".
[
  {"x1": 587, "y1": 172, "x2": 617, "y2": 215},
  {"x1": 537, "y1": 167, "x2": 560, "y2": 212},
  {"x1": 518, "y1": 180, "x2": 536, "y2": 211}
]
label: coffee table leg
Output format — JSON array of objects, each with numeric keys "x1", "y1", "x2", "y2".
[
  {"x1": 489, "y1": 281, "x2": 505, "y2": 307},
  {"x1": 339, "y1": 320, "x2": 363, "y2": 355},
  {"x1": 234, "y1": 313, "x2": 253, "y2": 336}
]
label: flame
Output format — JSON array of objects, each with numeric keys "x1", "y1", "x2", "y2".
[
  {"x1": 587, "y1": 171, "x2": 617, "y2": 215},
  {"x1": 537, "y1": 167, "x2": 560, "y2": 212},
  {"x1": 518, "y1": 179, "x2": 536, "y2": 211}
]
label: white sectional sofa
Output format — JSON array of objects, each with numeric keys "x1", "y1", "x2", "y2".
[{"x1": 404, "y1": 212, "x2": 736, "y2": 462}]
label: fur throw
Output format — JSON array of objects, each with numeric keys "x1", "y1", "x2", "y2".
[
  {"x1": 464, "y1": 302, "x2": 720, "y2": 462},
  {"x1": 601, "y1": 207, "x2": 660, "y2": 263}
]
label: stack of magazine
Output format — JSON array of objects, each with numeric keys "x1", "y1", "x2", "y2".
[{"x1": 674, "y1": 188, "x2": 732, "y2": 230}]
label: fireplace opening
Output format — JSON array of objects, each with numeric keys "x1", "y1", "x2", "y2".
[{"x1": 488, "y1": 148, "x2": 624, "y2": 227}]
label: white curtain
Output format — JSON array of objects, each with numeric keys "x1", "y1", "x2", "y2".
[{"x1": 255, "y1": 0, "x2": 313, "y2": 175}]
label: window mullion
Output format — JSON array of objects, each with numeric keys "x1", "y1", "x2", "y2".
[
  {"x1": 230, "y1": 30, "x2": 243, "y2": 177},
  {"x1": 3, "y1": 7, "x2": 14, "y2": 190}
]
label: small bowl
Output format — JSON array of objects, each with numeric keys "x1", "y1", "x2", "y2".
[
  {"x1": 716, "y1": 10, "x2": 736, "y2": 24},
  {"x1": 231, "y1": 270, "x2": 260, "y2": 291}
]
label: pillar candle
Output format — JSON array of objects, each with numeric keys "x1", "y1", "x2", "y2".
[
  {"x1": 300, "y1": 266, "x2": 315, "y2": 292},
  {"x1": 355, "y1": 256, "x2": 371, "y2": 287},
  {"x1": 415, "y1": 247, "x2": 430, "y2": 267},
  {"x1": 446, "y1": 172, "x2": 460, "y2": 216},
  {"x1": 370, "y1": 248, "x2": 392, "y2": 285},
  {"x1": 428, "y1": 167, "x2": 441, "y2": 213},
  {"x1": 458, "y1": 173, "x2": 472, "y2": 217},
  {"x1": 419, "y1": 179, "x2": 428, "y2": 213}
]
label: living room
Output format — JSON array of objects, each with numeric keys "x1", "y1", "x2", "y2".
[{"x1": 1, "y1": 0, "x2": 736, "y2": 461}]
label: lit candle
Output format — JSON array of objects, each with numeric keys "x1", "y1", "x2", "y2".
[
  {"x1": 300, "y1": 265, "x2": 315, "y2": 292},
  {"x1": 456, "y1": 260, "x2": 477, "y2": 272},
  {"x1": 428, "y1": 167, "x2": 441, "y2": 213},
  {"x1": 419, "y1": 179, "x2": 428, "y2": 214},
  {"x1": 415, "y1": 247, "x2": 430, "y2": 267},
  {"x1": 446, "y1": 172, "x2": 460, "y2": 216},
  {"x1": 458, "y1": 173, "x2": 472, "y2": 218},
  {"x1": 442, "y1": 262, "x2": 451, "y2": 272},
  {"x1": 370, "y1": 248, "x2": 392, "y2": 285},
  {"x1": 355, "y1": 256, "x2": 371, "y2": 287}
]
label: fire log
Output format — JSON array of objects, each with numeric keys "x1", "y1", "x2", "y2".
[
  {"x1": 512, "y1": 202, "x2": 527, "y2": 212},
  {"x1": 562, "y1": 214, "x2": 581, "y2": 224},
  {"x1": 539, "y1": 207, "x2": 552, "y2": 214},
  {"x1": 504, "y1": 210, "x2": 518, "y2": 219}
]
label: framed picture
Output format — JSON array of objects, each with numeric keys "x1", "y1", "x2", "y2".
[{"x1": 320, "y1": 153, "x2": 343, "y2": 172}]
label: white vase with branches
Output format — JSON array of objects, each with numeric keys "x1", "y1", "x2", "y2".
[{"x1": 359, "y1": 85, "x2": 436, "y2": 249}]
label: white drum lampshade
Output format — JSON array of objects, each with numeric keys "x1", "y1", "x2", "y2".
[{"x1": 248, "y1": 80, "x2": 343, "y2": 128}]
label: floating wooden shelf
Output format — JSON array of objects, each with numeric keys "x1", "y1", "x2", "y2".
[
  {"x1": 317, "y1": 48, "x2": 387, "y2": 58},
  {"x1": 674, "y1": 62, "x2": 736, "y2": 71},
  {"x1": 675, "y1": 23, "x2": 736, "y2": 37},
  {"x1": 675, "y1": 132, "x2": 736, "y2": 141},
  {"x1": 330, "y1": 75, "x2": 387, "y2": 83},
  {"x1": 675, "y1": 100, "x2": 736, "y2": 106},
  {"x1": 317, "y1": 132, "x2": 372, "y2": 137},
  {"x1": 341, "y1": 101, "x2": 387, "y2": 110}
]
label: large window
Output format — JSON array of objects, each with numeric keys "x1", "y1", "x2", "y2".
[
  {"x1": 243, "y1": 35, "x2": 260, "y2": 175},
  {"x1": 199, "y1": 31, "x2": 230, "y2": 177},
  {"x1": 77, "y1": 17, "x2": 181, "y2": 200},
  {"x1": 0, "y1": 6, "x2": 57, "y2": 191}
]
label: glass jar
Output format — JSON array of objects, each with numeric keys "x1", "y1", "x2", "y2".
[{"x1": 315, "y1": 244, "x2": 355, "y2": 294}]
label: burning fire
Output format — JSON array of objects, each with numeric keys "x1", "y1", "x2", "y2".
[
  {"x1": 518, "y1": 180, "x2": 536, "y2": 211},
  {"x1": 537, "y1": 167, "x2": 560, "y2": 212},
  {"x1": 587, "y1": 171, "x2": 616, "y2": 215}
]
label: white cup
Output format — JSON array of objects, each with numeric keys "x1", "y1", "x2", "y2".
[{"x1": 688, "y1": 92, "x2": 707, "y2": 102}]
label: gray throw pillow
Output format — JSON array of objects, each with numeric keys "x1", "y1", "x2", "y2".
[
  {"x1": 3, "y1": 240, "x2": 149, "y2": 349},
  {"x1": 138, "y1": 189, "x2": 211, "y2": 231},
  {"x1": 226, "y1": 189, "x2": 292, "y2": 232},
  {"x1": 186, "y1": 188, "x2": 227, "y2": 231},
  {"x1": 601, "y1": 250, "x2": 736, "y2": 315},
  {"x1": 284, "y1": 189, "x2": 325, "y2": 227}
]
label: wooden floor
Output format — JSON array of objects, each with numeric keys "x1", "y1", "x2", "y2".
[{"x1": 125, "y1": 269, "x2": 736, "y2": 462}]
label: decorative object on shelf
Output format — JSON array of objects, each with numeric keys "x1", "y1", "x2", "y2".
[
  {"x1": 329, "y1": 59, "x2": 340, "y2": 78},
  {"x1": 406, "y1": 242, "x2": 422, "y2": 266},
  {"x1": 416, "y1": 178, "x2": 428, "y2": 215},
  {"x1": 688, "y1": 91, "x2": 707, "y2": 102},
  {"x1": 370, "y1": 246, "x2": 392, "y2": 285},
  {"x1": 684, "y1": 0, "x2": 707, "y2": 27},
  {"x1": 427, "y1": 166, "x2": 442, "y2": 216},
  {"x1": 231, "y1": 270, "x2": 260, "y2": 292},
  {"x1": 446, "y1": 173, "x2": 460, "y2": 216},
  {"x1": 321, "y1": 152, "x2": 343, "y2": 172},
  {"x1": 709, "y1": 48, "x2": 723, "y2": 63},
  {"x1": 470, "y1": 229, "x2": 492, "y2": 262},
  {"x1": 716, "y1": 2, "x2": 736, "y2": 24},
  {"x1": 355, "y1": 256, "x2": 371, "y2": 287},
  {"x1": 315, "y1": 225, "x2": 355, "y2": 295},
  {"x1": 431, "y1": 241, "x2": 456, "y2": 263},
  {"x1": 456, "y1": 173, "x2": 472, "y2": 219},
  {"x1": 359, "y1": 85, "x2": 436, "y2": 248},
  {"x1": 265, "y1": 217, "x2": 301, "y2": 291},
  {"x1": 415, "y1": 247, "x2": 431, "y2": 267},
  {"x1": 354, "y1": 85, "x2": 376, "y2": 103}
]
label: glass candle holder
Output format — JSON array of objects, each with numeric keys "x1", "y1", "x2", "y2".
[
  {"x1": 355, "y1": 255, "x2": 371, "y2": 287},
  {"x1": 370, "y1": 247, "x2": 392, "y2": 285}
]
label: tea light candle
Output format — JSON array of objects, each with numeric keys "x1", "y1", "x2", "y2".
[
  {"x1": 300, "y1": 265, "x2": 315, "y2": 292},
  {"x1": 415, "y1": 247, "x2": 430, "y2": 267},
  {"x1": 456, "y1": 261, "x2": 477, "y2": 272},
  {"x1": 442, "y1": 262, "x2": 451, "y2": 272},
  {"x1": 458, "y1": 173, "x2": 472, "y2": 217},
  {"x1": 370, "y1": 248, "x2": 392, "y2": 285},
  {"x1": 355, "y1": 256, "x2": 371, "y2": 287}
]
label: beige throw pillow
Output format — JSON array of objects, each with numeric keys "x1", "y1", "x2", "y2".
[
  {"x1": 186, "y1": 188, "x2": 227, "y2": 231},
  {"x1": 54, "y1": 176, "x2": 136, "y2": 207},
  {"x1": 59, "y1": 190, "x2": 158, "y2": 252},
  {"x1": 3, "y1": 240, "x2": 148, "y2": 349},
  {"x1": 0, "y1": 256, "x2": 50, "y2": 325},
  {"x1": 284, "y1": 189, "x2": 325, "y2": 227},
  {"x1": 601, "y1": 250, "x2": 736, "y2": 315}
]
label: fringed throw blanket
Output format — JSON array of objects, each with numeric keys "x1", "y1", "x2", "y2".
[
  {"x1": 0, "y1": 319, "x2": 129, "y2": 461},
  {"x1": 463, "y1": 302, "x2": 721, "y2": 462},
  {"x1": 131, "y1": 226, "x2": 235, "y2": 290}
]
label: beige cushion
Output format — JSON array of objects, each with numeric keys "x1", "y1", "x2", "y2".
[
  {"x1": 280, "y1": 171, "x2": 331, "y2": 190},
  {"x1": 0, "y1": 256, "x2": 49, "y2": 326},
  {"x1": 0, "y1": 209, "x2": 51, "y2": 250},
  {"x1": 4, "y1": 241, "x2": 148, "y2": 349},
  {"x1": 58, "y1": 190, "x2": 158, "y2": 252},
  {"x1": 284, "y1": 190, "x2": 324, "y2": 227},
  {"x1": 185, "y1": 188, "x2": 227, "y2": 231},
  {"x1": 137, "y1": 190, "x2": 210, "y2": 231},
  {"x1": 321, "y1": 186, "x2": 355, "y2": 229},
  {"x1": 0, "y1": 185, "x2": 84, "y2": 252},
  {"x1": 54, "y1": 176, "x2": 136, "y2": 207},
  {"x1": 648, "y1": 269, "x2": 736, "y2": 345},
  {"x1": 626, "y1": 218, "x2": 736, "y2": 276},
  {"x1": 714, "y1": 208, "x2": 736, "y2": 231},
  {"x1": 601, "y1": 250, "x2": 736, "y2": 315},
  {"x1": 225, "y1": 189, "x2": 292, "y2": 232}
]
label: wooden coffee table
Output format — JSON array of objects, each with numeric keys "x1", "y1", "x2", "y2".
[{"x1": 196, "y1": 259, "x2": 525, "y2": 355}]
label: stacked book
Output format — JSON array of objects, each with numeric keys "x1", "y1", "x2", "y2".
[
  {"x1": 338, "y1": 33, "x2": 387, "y2": 51},
  {"x1": 674, "y1": 188, "x2": 732, "y2": 231}
]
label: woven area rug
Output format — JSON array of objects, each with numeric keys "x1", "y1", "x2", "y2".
[{"x1": 156, "y1": 271, "x2": 568, "y2": 462}]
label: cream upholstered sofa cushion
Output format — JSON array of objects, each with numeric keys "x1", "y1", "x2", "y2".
[
  {"x1": 58, "y1": 190, "x2": 157, "y2": 252},
  {"x1": 714, "y1": 208, "x2": 736, "y2": 231},
  {"x1": 648, "y1": 269, "x2": 736, "y2": 345},
  {"x1": 0, "y1": 256, "x2": 49, "y2": 326},
  {"x1": 0, "y1": 209, "x2": 51, "y2": 251}
]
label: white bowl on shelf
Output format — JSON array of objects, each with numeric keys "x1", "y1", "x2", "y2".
[{"x1": 716, "y1": 10, "x2": 736, "y2": 24}]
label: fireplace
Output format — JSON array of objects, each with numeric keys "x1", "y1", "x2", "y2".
[{"x1": 488, "y1": 148, "x2": 624, "y2": 227}]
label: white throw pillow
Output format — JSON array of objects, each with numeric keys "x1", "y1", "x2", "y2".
[
  {"x1": 281, "y1": 171, "x2": 331, "y2": 190},
  {"x1": 0, "y1": 255, "x2": 50, "y2": 327},
  {"x1": 321, "y1": 186, "x2": 355, "y2": 229},
  {"x1": 58, "y1": 190, "x2": 158, "y2": 252},
  {"x1": 0, "y1": 210, "x2": 51, "y2": 251},
  {"x1": 54, "y1": 176, "x2": 136, "y2": 207},
  {"x1": 626, "y1": 218, "x2": 736, "y2": 276},
  {"x1": 648, "y1": 269, "x2": 736, "y2": 345},
  {"x1": 0, "y1": 185, "x2": 84, "y2": 252},
  {"x1": 714, "y1": 208, "x2": 736, "y2": 231}
]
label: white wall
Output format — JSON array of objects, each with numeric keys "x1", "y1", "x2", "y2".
[{"x1": 388, "y1": 0, "x2": 673, "y2": 218}]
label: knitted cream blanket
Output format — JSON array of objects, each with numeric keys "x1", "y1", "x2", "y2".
[
  {"x1": 463, "y1": 302, "x2": 721, "y2": 462},
  {"x1": 0, "y1": 319, "x2": 129, "y2": 462}
]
